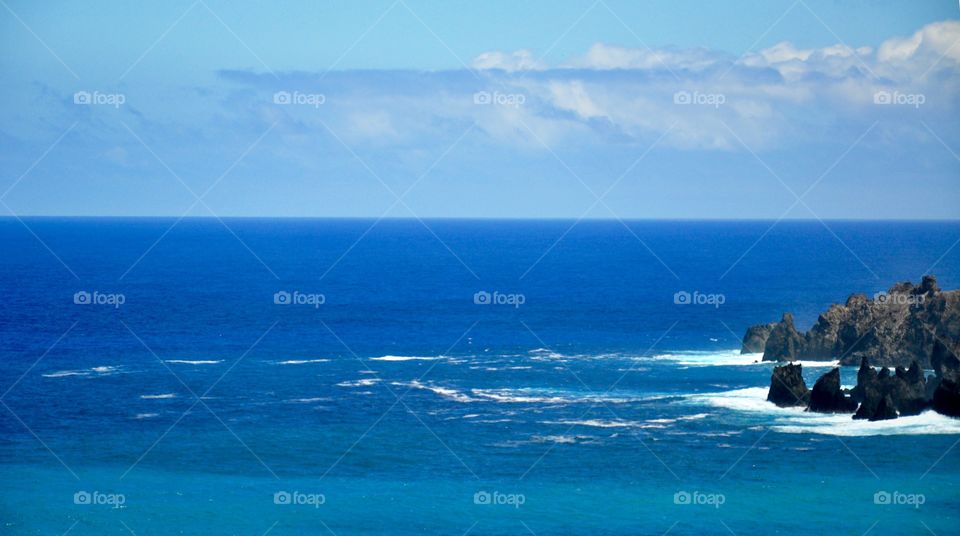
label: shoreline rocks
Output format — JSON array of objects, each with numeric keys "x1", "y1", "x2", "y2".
[
  {"x1": 767, "y1": 363, "x2": 809, "y2": 407},
  {"x1": 743, "y1": 275, "x2": 959, "y2": 369}
]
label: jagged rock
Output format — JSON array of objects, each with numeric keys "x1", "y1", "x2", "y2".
[
  {"x1": 762, "y1": 313, "x2": 805, "y2": 362},
  {"x1": 869, "y1": 394, "x2": 899, "y2": 421},
  {"x1": 807, "y1": 368, "x2": 857, "y2": 413},
  {"x1": 742, "y1": 276, "x2": 960, "y2": 369},
  {"x1": 741, "y1": 322, "x2": 777, "y2": 354},
  {"x1": 767, "y1": 363, "x2": 809, "y2": 407},
  {"x1": 932, "y1": 379, "x2": 960, "y2": 417},
  {"x1": 852, "y1": 357, "x2": 927, "y2": 420},
  {"x1": 931, "y1": 338, "x2": 960, "y2": 417}
]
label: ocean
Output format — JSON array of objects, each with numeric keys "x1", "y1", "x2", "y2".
[{"x1": 1, "y1": 218, "x2": 959, "y2": 534}]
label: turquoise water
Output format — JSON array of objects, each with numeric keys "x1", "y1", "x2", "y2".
[{"x1": 1, "y1": 219, "x2": 959, "y2": 534}]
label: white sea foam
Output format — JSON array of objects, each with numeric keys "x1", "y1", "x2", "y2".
[
  {"x1": 392, "y1": 380, "x2": 475, "y2": 402},
  {"x1": 470, "y1": 388, "x2": 651, "y2": 405},
  {"x1": 370, "y1": 355, "x2": 443, "y2": 362},
  {"x1": 43, "y1": 365, "x2": 122, "y2": 378},
  {"x1": 543, "y1": 419, "x2": 655, "y2": 429},
  {"x1": 134, "y1": 413, "x2": 158, "y2": 419},
  {"x1": 649, "y1": 350, "x2": 839, "y2": 368},
  {"x1": 337, "y1": 378, "x2": 381, "y2": 388},
  {"x1": 690, "y1": 387, "x2": 960, "y2": 436},
  {"x1": 164, "y1": 360, "x2": 223, "y2": 365},
  {"x1": 140, "y1": 393, "x2": 177, "y2": 399},
  {"x1": 285, "y1": 397, "x2": 330, "y2": 404},
  {"x1": 275, "y1": 359, "x2": 330, "y2": 365}
]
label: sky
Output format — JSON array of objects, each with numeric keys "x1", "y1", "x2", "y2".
[{"x1": 1, "y1": 0, "x2": 959, "y2": 218}]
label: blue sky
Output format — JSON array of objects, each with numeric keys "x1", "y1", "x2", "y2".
[{"x1": 1, "y1": 0, "x2": 959, "y2": 218}]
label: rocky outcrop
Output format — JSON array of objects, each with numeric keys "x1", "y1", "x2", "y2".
[
  {"x1": 931, "y1": 339, "x2": 960, "y2": 417},
  {"x1": 747, "y1": 276, "x2": 960, "y2": 369},
  {"x1": 807, "y1": 368, "x2": 857, "y2": 413},
  {"x1": 741, "y1": 322, "x2": 777, "y2": 354},
  {"x1": 762, "y1": 314, "x2": 805, "y2": 362},
  {"x1": 767, "y1": 363, "x2": 809, "y2": 407},
  {"x1": 851, "y1": 357, "x2": 927, "y2": 420}
]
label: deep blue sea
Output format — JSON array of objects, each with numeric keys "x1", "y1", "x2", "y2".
[{"x1": 2, "y1": 218, "x2": 959, "y2": 535}]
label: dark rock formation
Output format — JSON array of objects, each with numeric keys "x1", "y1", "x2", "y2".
[
  {"x1": 767, "y1": 363, "x2": 809, "y2": 407},
  {"x1": 851, "y1": 357, "x2": 927, "y2": 420},
  {"x1": 870, "y1": 394, "x2": 899, "y2": 421},
  {"x1": 762, "y1": 314, "x2": 805, "y2": 362},
  {"x1": 931, "y1": 339, "x2": 960, "y2": 417},
  {"x1": 741, "y1": 322, "x2": 777, "y2": 354},
  {"x1": 807, "y1": 368, "x2": 857, "y2": 413},
  {"x1": 745, "y1": 276, "x2": 959, "y2": 369}
]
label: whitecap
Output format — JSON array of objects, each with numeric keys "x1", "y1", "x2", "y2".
[
  {"x1": 164, "y1": 360, "x2": 223, "y2": 365},
  {"x1": 392, "y1": 380, "x2": 475, "y2": 402},
  {"x1": 135, "y1": 413, "x2": 158, "y2": 419},
  {"x1": 336, "y1": 378, "x2": 381, "y2": 387},
  {"x1": 43, "y1": 370, "x2": 89, "y2": 378},
  {"x1": 285, "y1": 397, "x2": 330, "y2": 404},
  {"x1": 275, "y1": 359, "x2": 330, "y2": 365},
  {"x1": 370, "y1": 355, "x2": 443, "y2": 362},
  {"x1": 140, "y1": 393, "x2": 177, "y2": 400}
]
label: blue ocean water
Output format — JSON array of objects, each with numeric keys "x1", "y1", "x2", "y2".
[{"x1": 1, "y1": 218, "x2": 959, "y2": 535}]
